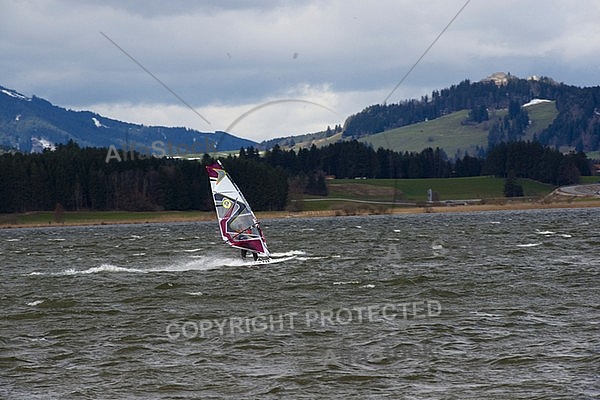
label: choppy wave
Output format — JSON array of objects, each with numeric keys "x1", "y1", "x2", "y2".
[
  {"x1": 535, "y1": 229, "x2": 572, "y2": 238},
  {"x1": 516, "y1": 243, "x2": 542, "y2": 248},
  {"x1": 270, "y1": 250, "x2": 306, "y2": 258},
  {"x1": 149, "y1": 257, "x2": 234, "y2": 272},
  {"x1": 4, "y1": 210, "x2": 599, "y2": 399},
  {"x1": 296, "y1": 256, "x2": 327, "y2": 261},
  {"x1": 62, "y1": 264, "x2": 146, "y2": 275},
  {"x1": 535, "y1": 230, "x2": 555, "y2": 235},
  {"x1": 29, "y1": 255, "x2": 271, "y2": 276},
  {"x1": 333, "y1": 280, "x2": 360, "y2": 285}
]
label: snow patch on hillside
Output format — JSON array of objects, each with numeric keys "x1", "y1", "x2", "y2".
[
  {"x1": 522, "y1": 98, "x2": 552, "y2": 107},
  {"x1": 31, "y1": 137, "x2": 56, "y2": 153},
  {"x1": 1, "y1": 88, "x2": 29, "y2": 101},
  {"x1": 92, "y1": 117, "x2": 107, "y2": 128}
]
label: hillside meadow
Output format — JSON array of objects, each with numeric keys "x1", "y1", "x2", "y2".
[{"x1": 360, "y1": 101, "x2": 558, "y2": 156}]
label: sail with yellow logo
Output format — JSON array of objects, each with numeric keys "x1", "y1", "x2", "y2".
[{"x1": 206, "y1": 161, "x2": 270, "y2": 260}]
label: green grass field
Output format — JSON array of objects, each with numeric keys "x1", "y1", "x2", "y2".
[
  {"x1": 332, "y1": 176, "x2": 553, "y2": 200},
  {"x1": 298, "y1": 176, "x2": 557, "y2": 211},
  {"x1": 0, "y1": 210, "x2": 213, "y2": 227},
  {"x1": 580, "y1": 175, "x2": 600, "y2": 184}
]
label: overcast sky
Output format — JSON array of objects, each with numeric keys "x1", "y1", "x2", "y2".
[{"x1": 2, "y1": 0, "x2": 599, "y2": 142}]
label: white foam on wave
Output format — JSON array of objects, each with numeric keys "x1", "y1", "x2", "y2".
[
  {"x1": 333, "y1": 280, "x2": 360, "y2": 285},
  {"x1": 186, "y1": 291, "x2": 204, "y2": 296},
  {"x1": 361, "y1": 284, "x2": 375, "y2": 289},
  {"x1": 270, "y1": 250, "x2": 306, "y2": 258},
  {"x1": 535, "y1": 230, "x2": 555, "y2": 235},
  {"x1": 149, "y1": 257, "x2": 230, "y2": 272},
  {"x1": 31, "y1": 258, "x2": 232, "y2": 276},
  {"x1": 31, "y1": 250, "x2": 304, "y2": 276},
  {"x1": 27, "y1": 300, "x2": 44, "y2": 306},
  {"x1": 296, "y1": 256, "x2": 326, "y2": 261},
  {"x1": 469, "y1": 311, "x2": 502, "y2": 318},
  {"x1": 535, "y1": 229, "x2": 572, "y2": 238},
  {"x1": 30, "y1": 265, "x2": 143, "y2": 276},
  {"x1": 182, "y1": 248, "x2": 203, "y2": 253},
  {"x1": 62, "y1": 264, "x2": 146, "y2": 275},
  {"x1": 516, "y1": 243, "x2": 542, "y2": 248}
]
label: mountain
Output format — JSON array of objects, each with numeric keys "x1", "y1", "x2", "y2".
[
  {"x1": 259, "y1": 124, "x2": 343, "y2": 151},
  {"x1": 0, "y1": 86, "x2": 257, "y2": 153},
  {"x1": 260, "y1": 73, "x2": 600, "y2": 157},
  {"x1": 343, "y1": 73, "x2": 600, "y2": 154}
]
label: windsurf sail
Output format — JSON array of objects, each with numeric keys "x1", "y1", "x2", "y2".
[{"x1": 206, "y1": 161, "x2": 270, "y2": 258}]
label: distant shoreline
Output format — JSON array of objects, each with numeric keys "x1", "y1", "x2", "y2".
[
  {"x1": 260, "y1": 199, "x2": 600, "y2": 219},
  {"x1": 1, "y1": 199, "x2": 599, "y2": 229}
]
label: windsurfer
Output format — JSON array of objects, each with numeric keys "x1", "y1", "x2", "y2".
[{"x1": 206, "y1": 162, "x2": 270, "y2": 262}]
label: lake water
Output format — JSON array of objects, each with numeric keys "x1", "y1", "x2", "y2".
[{"x1": 1, "y1": 208, "x2": 599, "y2": 399}]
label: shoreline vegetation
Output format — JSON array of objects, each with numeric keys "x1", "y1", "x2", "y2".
[{"x1": 2, "y1": 197, "x2": 599, "y2": 229}]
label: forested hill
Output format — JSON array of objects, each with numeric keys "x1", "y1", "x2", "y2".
[
  {"x1": 0, "y1": 86, "x2": 256, "y2": 153},
  {"x1": 342, "y1": 74, "x2": 600, "y2": 153}
]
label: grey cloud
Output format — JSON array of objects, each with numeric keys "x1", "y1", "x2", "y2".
[{"x1": 1, "y1": 0, "x2": 599, "y2": 139}]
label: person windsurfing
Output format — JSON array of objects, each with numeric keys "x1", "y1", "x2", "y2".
[{"x1": 205, "y1": 161, "x2": 270, "y2": 262}]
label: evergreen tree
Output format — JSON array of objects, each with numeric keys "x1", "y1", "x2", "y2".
[{"x1": 504, "y1": 171, "x2": 524, "y2": 197}]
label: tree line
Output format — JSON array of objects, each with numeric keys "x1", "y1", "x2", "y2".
[
  {"x1": 0, "y1": 140, "x2": 592, "y2": 214},
  {"x1": 262, "y1": 140, "x2": 590, "y2": 184}
]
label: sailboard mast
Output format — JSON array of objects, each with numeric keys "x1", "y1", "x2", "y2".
[{"x1": 206, "y1": 161, "x2": 270, "y2": 259}]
